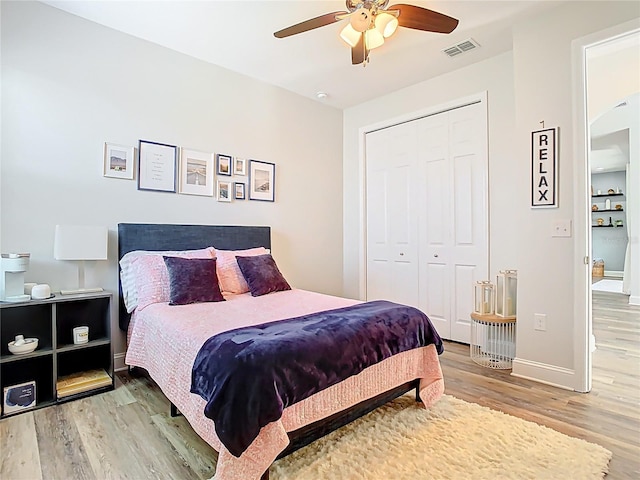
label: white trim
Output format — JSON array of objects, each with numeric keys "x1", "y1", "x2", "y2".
[
  {"x1": 114, "y1": 352, "x2": 127, "y2": 372},
  {"x1": 511, "y1": 357, "x2": 575, "y2": 391},
  {"x1": 357, "y1": 92, "x2": 488, "y2": 301},
  {"x1": 571, "y1": 18, "x2": 640, "y2": 394},
  {"x1": 629, "y1": 295, "x2": 640, "y2": 306},
  {"x1": 603, "y1": 270, "x2": 623, "y2": 278}
]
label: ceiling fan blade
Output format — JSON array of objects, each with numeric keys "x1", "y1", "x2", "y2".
[
  {"x1": 351, "y1": 33, "x2": 367, "y2": 65},
  {"x1": 389, "y1": 4, "x2": 459, "y2": 34},
  {"x1": 274, "y1": 11, "x2": 349, "y2": 38}
]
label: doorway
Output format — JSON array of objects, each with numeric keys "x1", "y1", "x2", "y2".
[{"x1": 575, "y1": 24, "x2": 639, "y2": 393}]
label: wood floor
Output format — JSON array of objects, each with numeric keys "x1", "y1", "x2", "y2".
[{"x1": 1, "y1": 290, "x2": 638, "y2": 479}]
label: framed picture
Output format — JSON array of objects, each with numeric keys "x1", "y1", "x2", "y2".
[
  {"x1": 103, "y1": 143, "x2": 135, "y2": 179},
  {"x1": 234, "y1": 182, "x2": 246, "y2": 200},
  {"x1": 138, "y1": 140, "x2": 177, "y2": 192},
  {"x1": 216, "y1": 154, "x2": 232, "y2": 176},
  {"x1": 217, "y1": 180, "x2": 232, "y2": 202},
  {"x1": 249, "y1": 159, "x2": 275, "y2": 202},
  {"x1": 179, "y1": 148, "x2": 214, "y2": 197},
  {"x1": 3, "y1": 380, "x2": 36, "y2": 414},
  {"x1": 233, "y1": 157, "x2": 247, "y2": 176}
]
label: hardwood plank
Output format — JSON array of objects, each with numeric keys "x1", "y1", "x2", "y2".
[
  {"x1": 33, "y1": 403, "x2": 94, "y2": 480},
  {"x1": 0, "y1": 412, "x2": 43, "y2": 480}
]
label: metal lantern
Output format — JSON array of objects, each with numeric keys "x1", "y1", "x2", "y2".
[
  {"x1": 496, "y1": 270, "x2": 517, "y2": 317},
  {"x1": 474, "y1": 281, "x2": 495, "y2": 315}
]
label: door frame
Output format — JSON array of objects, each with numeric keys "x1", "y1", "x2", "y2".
[
  {"x1": 358, "y1": 91, "x2": 488, "y2": 301},
  {"x1": 571, "y1": 19, "x2": 640, "y2": 393}
]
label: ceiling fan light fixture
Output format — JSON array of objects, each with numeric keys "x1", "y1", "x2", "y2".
[
  {"x1": 350, "y1": 8, "x2": 372, "y2": 32},
  {"x1": 340, "y1": 23, "x2": 361, "y2": 48},
  {"x1": 365, "y1": 28, "x2": 384, "y2": 50},
  {"x1": 374, "y1": 12, "x2": 398, "y2": 38}
]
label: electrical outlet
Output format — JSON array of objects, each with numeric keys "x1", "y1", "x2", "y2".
[
  {"x1": 534, "y1": 313, "x2": 547, "y2": 331},
  {"x1": 552, "y1": 220, "x2": 572, "y2": 237}
]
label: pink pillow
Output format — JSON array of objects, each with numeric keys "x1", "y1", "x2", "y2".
[
  {"x1": 131, "y1": 247, "x2": 215, "y2": 311},
  {"x1": 215, "y1": 247, "x2": 268, "y2": 294}
]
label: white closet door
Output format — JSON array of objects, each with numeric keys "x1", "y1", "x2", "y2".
[
  {"x1": 418, "y1": 102, "x2": 488, "y2": 343},
  {"x1": 365, "y1": 121, "x2": 420, "y2": 308}
]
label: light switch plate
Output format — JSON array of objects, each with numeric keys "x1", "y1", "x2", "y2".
[{"x1": 552, "y1": 220, "x2": 572, "y2": 237}]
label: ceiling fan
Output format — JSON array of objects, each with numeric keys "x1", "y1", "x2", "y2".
[{"x1": 274, "y1": 0, "x2": 459, "y2": 65}]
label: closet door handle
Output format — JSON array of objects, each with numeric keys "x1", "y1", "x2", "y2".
[{"x1": 434, "y1": 254, "x2": 439, "y2": 258}]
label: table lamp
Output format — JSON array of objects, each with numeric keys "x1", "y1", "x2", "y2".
[{"x1": 54, "y1": 225, "x2": 108, "y2": 295}]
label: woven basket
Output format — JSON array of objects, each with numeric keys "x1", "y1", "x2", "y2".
[{"x1": 592, "y1": 261, "x2": 604, "y2": 277}]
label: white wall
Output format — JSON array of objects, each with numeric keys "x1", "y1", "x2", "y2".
[
  {"x1": 1, "y1": 1, "x2": 344, "y2": 359},
  {"x1": 343, "y1": 51, "x2": 517, "y2": 301},
  {"x1": 344, "y1": 1, "x2": 639, "y2": 390}
]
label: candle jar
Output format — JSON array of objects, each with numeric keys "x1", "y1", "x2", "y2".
[
  {"x1": 496, "y1": 270, "x2": 517, "y2": 317},
  {"x1": 474, "y1": 281, "x2": 495, "y2": 315}
]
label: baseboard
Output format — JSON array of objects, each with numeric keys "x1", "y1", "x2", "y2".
[
  {"x1": 629, "y1": 295, "x2": 640, "y2": 306},
  {"x1": 511, "y1": 357, "x2": 576, "y2": 391},
  {"x1": 114, "y1": 352, "x2": 127, "y2": 372},
  {"x1": 603, "y1": 270, "x2": 623, "y2": 278}
]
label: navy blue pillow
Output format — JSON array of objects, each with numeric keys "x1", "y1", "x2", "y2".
[
  {"x1": 235, "y1": 254, "x2": 291, "y2": 297},
  {"x1": 163, "y1": 256, "x2": 225, "y2": 305}
]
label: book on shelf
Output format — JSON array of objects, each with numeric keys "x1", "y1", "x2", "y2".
[{"x1": 56, "y1": 369, "x2": 112, "y2": 398}]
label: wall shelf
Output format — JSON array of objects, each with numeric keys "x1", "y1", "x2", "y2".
[
  {"x1": 591, "y1": 209, "x2": 624, "y2": 213},
  {"x1": 591, "y1": 193, "x2": 624, "y2": 198},
  {"x1": 592, "y1": 225, "x2": 624, "y2": 228}
]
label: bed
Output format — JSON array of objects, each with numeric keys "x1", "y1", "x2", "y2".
[{"x1": 118, "y1": 223, "x2": 445, "y2": 480}]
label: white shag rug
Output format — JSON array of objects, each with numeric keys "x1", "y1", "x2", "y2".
[
  {"x1": 270, "y1": 394, "x2": 612, "y2": 480},
  {"x1": 592, "y1": 279, "x2": 623, "y2": 294}
]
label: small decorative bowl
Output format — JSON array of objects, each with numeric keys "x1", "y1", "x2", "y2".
[
  {"x1": 608, "y1": 189, "x2": 615, "y2": 194},
  {"x1": 592, "y1": 205, "x2": 599, "y2": 211},
  {"x1": 615, "y1": 204, "x2": 622, "y2": 210},
  {"x1": 8, "y1": 338, "x2": 38, "y2": 355},
  {"x1": 596, "y1": 218, "x2": 604, "y2": 226}
]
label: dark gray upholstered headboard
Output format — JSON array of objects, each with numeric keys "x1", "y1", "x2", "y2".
[{"x1": 117, "y1": 223, "x2": 271, "y2": 331}]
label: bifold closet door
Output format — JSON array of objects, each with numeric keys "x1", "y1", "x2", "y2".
[
  {"x1": 365, "y1": 100, "x2": 488, "y2": 344},
  {"x1": 365, "y1": 121, "x2": 420, "y2": 309},
  {"x1": 417, "y1": 102, "x2": 488, "y2": 343}
]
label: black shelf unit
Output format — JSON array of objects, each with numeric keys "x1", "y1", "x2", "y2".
[{"x1": 0, "y1": 292, "x2": 113, "y2": 418}]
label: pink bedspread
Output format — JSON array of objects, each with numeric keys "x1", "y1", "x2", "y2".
[{"x1": 125, "y1": 289, "x2": 444, "y2": 480}]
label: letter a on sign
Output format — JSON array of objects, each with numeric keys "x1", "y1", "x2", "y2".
[{"x1": 531, "y1": 127, "x2": 558, "y2": 208}]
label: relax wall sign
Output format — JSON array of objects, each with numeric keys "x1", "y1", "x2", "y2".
[{"x1": 531, "y1": 127, "x2": 558, "y2": 208}]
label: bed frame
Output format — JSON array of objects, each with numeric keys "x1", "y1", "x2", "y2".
[{"x1": 117, "y1": 223, "x2": 420, "y2": 480}]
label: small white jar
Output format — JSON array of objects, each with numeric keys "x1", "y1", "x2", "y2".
[{"x1": 73, "y1": 326, "x2": 89, "y2": 345}]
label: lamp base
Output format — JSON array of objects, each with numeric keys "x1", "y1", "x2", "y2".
[{"x1": 60, "y1": 287, "x2": 104, "y2": 295}]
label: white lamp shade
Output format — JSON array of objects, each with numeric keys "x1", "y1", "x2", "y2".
[
  {"x1": 365, "y1": 28, "x2": 384, "y2": 50},
  {"x1": 54, "y1": 225, "x2": 108, "y2": 260},
  {"x1": 340, "y1": 24, "x2": 362, "y2": 48},
  {"x1": 375, "y1": 12, "x2": 398, "y2": 38}
]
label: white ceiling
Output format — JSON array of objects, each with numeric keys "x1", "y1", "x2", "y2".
[{"x1": 43, "y1": 0, "x2": 561, "y2": 109}]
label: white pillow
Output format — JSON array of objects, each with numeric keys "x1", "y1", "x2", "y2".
[{"x1": 119, "y1": 247, "x2": 215, "y2": 313}]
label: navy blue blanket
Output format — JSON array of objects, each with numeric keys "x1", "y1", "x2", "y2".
[{"x1": 190, "y1": 300, "x2": 443, "y2": 457}]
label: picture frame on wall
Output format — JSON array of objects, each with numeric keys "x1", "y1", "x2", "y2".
[
  {"x1": 217, "y1": 180, "x2": 232, "y2": 202},
  {"x1": 138, "y1": 139, "x2": 177, "y2": 193},
  {"x1": 234, "y1": 182, "x2": 246, "y2": 200},
  {"x1": 233, "y1": 157, "x2": 247, "y2": 176},
  {"x1": 103, "y1": 142, "x2": 135, "y2": 179},
  {"x1": 179, "y1": 148, "x2": 214, "y2": 197},
  {"x1": 216, "y1": 154, "x2": 232, "y2": 176},
  {"x1": 249, "y1": 159, "x2": 275, "y2": 202}
]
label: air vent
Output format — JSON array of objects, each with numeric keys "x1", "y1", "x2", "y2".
[{"x1": 443, "y1": 38, "x2": 480, "y2": 58}]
